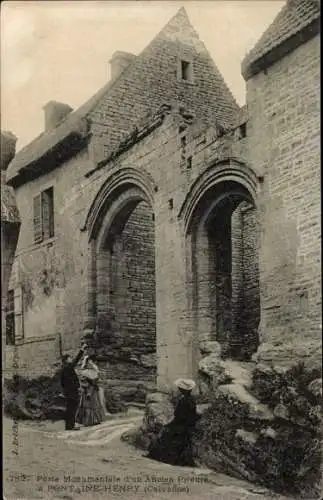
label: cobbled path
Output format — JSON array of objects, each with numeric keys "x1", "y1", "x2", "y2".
[{"x1": 4, "y1": 415, "x2": 290, "y2": 500}]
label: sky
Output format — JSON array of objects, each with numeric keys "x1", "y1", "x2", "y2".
[{"x1": 1, "y1": 1, "x2": 284, "y2": 151}]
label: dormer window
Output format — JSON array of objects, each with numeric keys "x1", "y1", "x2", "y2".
[
  {"x1": 179, "y1": 59, "x2": 193, "y2": 82},
  {"x1": 235, "y1": 122, "x2": 247, "y2": 140}
]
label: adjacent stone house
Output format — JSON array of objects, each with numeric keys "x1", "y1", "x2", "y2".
[
  {"x1": 1, "y1": 132, "x2": 20, "y2": 367},
  {"x1": 4, "y1": 2, "x2": 320, "y2": 392}
]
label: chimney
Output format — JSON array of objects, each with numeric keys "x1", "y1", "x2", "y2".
[
  {"x1": 109, "y1": 51, "x2": 136, "y2": 79},
  {"x1": 43, "y1": 101, "x2": 73, "y2": 131},
  {"x1": 1, "y1": 131, "x2": 17, "y2": 171}
]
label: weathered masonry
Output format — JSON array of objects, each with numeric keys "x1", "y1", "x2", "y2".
[
  {"x1": 4, "y1": 2, "x2": 321, "y2": 392},
  {"x1": 1, "y1": 132, "x2": 21, "y2": 367}
]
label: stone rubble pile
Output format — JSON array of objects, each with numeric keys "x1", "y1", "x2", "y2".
[{"x1": 124, "y1": 341, "x2": 322, "y2": 497}]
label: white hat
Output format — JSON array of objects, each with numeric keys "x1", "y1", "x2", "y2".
[{"x1": 174, "y1": 379, "x2": 196, "y2": 391}]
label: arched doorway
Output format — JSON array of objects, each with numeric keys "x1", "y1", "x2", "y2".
[
  {"x1": 84, "y1": 172, "x2": 157, "y2": 395},
  {"x1": 184, "y1": 170, "x2": 260, "y2": 363}
]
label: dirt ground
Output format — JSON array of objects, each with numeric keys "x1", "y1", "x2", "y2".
[{"x1": 3, "y1": 414, "x2": 290, "y2": 500}]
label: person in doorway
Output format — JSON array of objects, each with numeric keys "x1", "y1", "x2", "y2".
[
  {"x1": 147, "y1": 379, "x2": 200, "y2": 466},
  {"x1": 77, "y1": 355, "x2": 105, "y2": 426},
  {"x1": 60, "y1": 343, "x2": 87, "y2": 431}
]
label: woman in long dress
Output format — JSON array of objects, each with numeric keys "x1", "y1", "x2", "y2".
[
  {"x1": 147, "y1": 379, "x2": 200, "y2": 466},
  {"x1": 77, "y1": 355, "x2": 105, "y2": 426}
]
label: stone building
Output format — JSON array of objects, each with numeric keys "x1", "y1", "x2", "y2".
[
  {"x1": 1, "y1": 132, "x2": 20, "y2": 366},
  {"x1": 4, "y1": 2, "x2": 321, "y2": 392}
]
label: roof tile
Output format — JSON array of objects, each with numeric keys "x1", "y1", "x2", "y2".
[{"x1": 242, "y1": 0, "x2": 320, "y2": 80}]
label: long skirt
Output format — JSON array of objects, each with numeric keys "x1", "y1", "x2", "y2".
[
  {"x1": 77, "y1": 384, "x2": 105, "y2": 427},
  {"x1": 148, "y1": 423, "x2": 195, "y2": 466}
]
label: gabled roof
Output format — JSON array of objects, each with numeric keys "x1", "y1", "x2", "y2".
[
  {"x1": 242, "y1": 0, "x2": 320, "y2": 80},
  {"x1": 7, "y1": 7, "x2": 239, "y2": 187}
]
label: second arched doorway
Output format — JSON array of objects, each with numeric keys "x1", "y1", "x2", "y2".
[{"x1": 184, "y1": 172, "x2": 260, "y2": 362}]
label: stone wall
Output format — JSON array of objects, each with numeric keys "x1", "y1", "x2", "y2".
[
  {"x1": 95, "y1": 200, "x2": 156, "y2": 382},
  {"x1": 88, "y1": 9, "x2": 238, "y2": 165},
  {"x1": 3, "y1": 7, "x2": 245, "y2": 384},
  {"x1": 5, "y1": 335, "x2": 60, "y2": 378},
  {"x1": 231, "y1": 204, "x2": 243, "y2": 341},
  {"x1": 230, "y1": 202, "x2": 260, "y2": 359},
  {"x1": 241, "y1": 205, "x2": 260, "y2": 338},
  {"x1": 4, "y1": 31, "x2": 320, "y2": 388},
  {"x1": 246, "y1": 35, "x2": 321, "y2": 364},
  {"x1": 112, "y1": 201, "x2": 155, "y2": 343},
  {"x1": 4, "y1": 151, "x2": 91, "y2": 375},
  {"x1": 1, "y1": 133, "x2": 20, "y2": 371}
]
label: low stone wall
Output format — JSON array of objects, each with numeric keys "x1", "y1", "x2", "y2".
[{"x1": 4, "y1": 335, "x2": 60, "y2": 378}]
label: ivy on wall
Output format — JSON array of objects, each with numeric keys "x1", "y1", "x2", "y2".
[
  {"x1": 18, "y1": 246, "x2": 70, "y2": 310},
  {"x1": 19, "y1": 270, "x2": 34, "y2": 310}
]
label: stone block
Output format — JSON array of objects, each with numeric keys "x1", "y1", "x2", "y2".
[
  {"x1": 308, "y1": 378, "x2": 322, "y2": 398},
  {"x1": 198, "y1": 354, "x2": 225, "y2": 381},
  {"x1": 248, "y1": 402, "x2": 274, "y2": 422},
  {"x1": 260, "y1": 427, "x2": 277, "y2": 439},
  {"x1": 218, "y1": 383, "x2": 274, "y2": 421},
  {"x1": 144, "y1": 392, "x2": 174, "y2": 430},
  {"x1": 199, "y1": 340, "x2": 222, "y2": 356},
  {"x1": 221, "y1": 360, "x2": 254, "y2": 388},
  {"x1": 273, "y1": 403, "x2": 289, "y2": 421},
  {"x1": 146, "y1": 392, "x2": 167, "y2": 404},
  {"x1": 235, "y1": 429, "x2": 258, "y2": 445},
  {"x1": 140, "y1": 353, "x2": 157, "y2": 368}
]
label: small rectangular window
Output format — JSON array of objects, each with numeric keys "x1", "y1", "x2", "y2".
[
  {"x1": 33, "y1": 194, "x2": 43, "y2": 243},
  {"x1": 33, "y1": 186, "x2": 54, "y2": 243},
  {"x1": 42, "y1": 187, "x2": 54, "y2": 240},
  {"x1": 180, "y1": 60, "x2": 193, "y2": 82},
  {"x1": 187, "y1": 156, "x2": 192, "y2": 169},
  {"x1": 6, "y1": 290, "x2": 15, "y2": 345},
  {"x1": 239, "y1": 123, "x2": 247, "y2": 139}
]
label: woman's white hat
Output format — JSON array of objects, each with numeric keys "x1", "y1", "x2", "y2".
[{"x1": 174, "y1": 378, "x2": 196, "y2": 391}]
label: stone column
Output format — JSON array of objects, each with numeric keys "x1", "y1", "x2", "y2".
[
  {"x1": 155, "y1": 213, "x2": 195, "y2": 391},
  {"x1": 194, "y1": 230, "x2": 213, "y2": 345}
]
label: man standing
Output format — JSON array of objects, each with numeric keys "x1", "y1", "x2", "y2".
[{"x1": 60, "y1": 344, "x2": 86, "y2": 430}]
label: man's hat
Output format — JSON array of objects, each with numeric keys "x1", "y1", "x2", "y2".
[{"x1": 174, "y1": 378, "x2": 196, "y2": 391}]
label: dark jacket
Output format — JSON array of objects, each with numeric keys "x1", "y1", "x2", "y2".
[
  {"x1": 148, "y1": 392, "x2": 199, "y2": 466},
  {"x1": 171, "y1": 393, "x2": 199, "y2": 429},
  {"x1": 60, "y1": 350, "x2": 83, "y2": 399}
]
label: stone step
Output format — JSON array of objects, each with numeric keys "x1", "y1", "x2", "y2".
[{"x1": 221, "y1": 360, "x2": 255, "y2": 388}]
